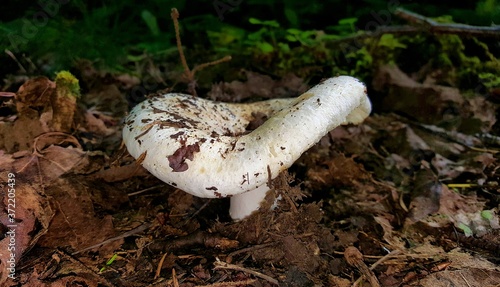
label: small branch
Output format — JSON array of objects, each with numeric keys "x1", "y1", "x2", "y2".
[
  {"x1": 127, "y1": 184, "x2": 164, "y2": 197},
  {"x1": 72, "y1": 222, "x2": 152, "y2": 255},
  {"x1": 148, "y1": 230, "x2": 239, "y2": 254},
  {"x1": 368, "y1": 249, "x2": 402, "y2": 270},
  {"x1": 351, "y1": 249, "x2": 401, "y2": 286},
  {"x1": 154, "y1": 253, "x2": 169, "y2": 280},
  {"x1": 169, "y1": 7, "x2": 232, "y2": 96},
  {"x1": 172, "y1": 268, "x2": 180, "y2": 287},
  {"x1": 191, "y1": 55, "x2": 232, "y2": 76},
  {"x1": 227, "y1": 242, "x2": 277, "y2": 259},
  {"x1": 330, "y1": 8, "x2": 499, "y2": 48},
  {"x1": 171, "y1": 8, "x2": 191, "y2": 79},
  {"x1": 344, "y1": 246, "x2": 380, "y2": 287},
  {"x1": 194, "y1": 279, "x2": 257, "y2": 287},
  {"x1": 5, "y1": 49, "x2": 27, "y2": 73},
  {"x1": 214, "y1": 259, "x2": 279, "y2": 285},
  {"x1": 395, "y1": 8, "x2": 500, "y2": 38}
]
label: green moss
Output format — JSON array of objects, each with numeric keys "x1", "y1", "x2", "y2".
[{"x1": 55, "y1": 71, "x2": 81, "y2": 98}]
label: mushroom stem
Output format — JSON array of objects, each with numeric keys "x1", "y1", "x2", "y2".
[
  {"x1": 229, "y1": 184, "x2": 271, "y2": 220},
  {"x1": 123, "y1": 76, "x2": 371, "y2": 220}
]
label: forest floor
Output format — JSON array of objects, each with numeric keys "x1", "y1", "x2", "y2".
[{"x1": 1, "y1": 41, "x2": 500, "y2": 287}]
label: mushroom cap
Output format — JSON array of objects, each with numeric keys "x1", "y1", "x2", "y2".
[{"x1": 123, "y1": 76, "x2": 371, "y2": 198}]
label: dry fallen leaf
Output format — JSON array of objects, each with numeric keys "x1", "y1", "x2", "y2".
[
  {"x1": 209, "y1": 70, "x2": 307, "y2": 102},
  {"x1": 0, "y1": 172, "x2": 53, "y2": 285}
]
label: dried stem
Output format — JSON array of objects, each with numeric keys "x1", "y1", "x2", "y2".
[
  {"x1": 344, "y1": 246, "x2": 380, "y2": 287},
  {"x1": 330, "y1": 8, "x2": 499, "y2": 49},
  {"x1": 214, "y1": 259, "x2": 279, "y2": 285},
  {"x1": 395, "y1": 8, "x2": 500, "y2": 38},
  {"x1": 154, "y1": 253, "x2": 168, "y2": 280},
  {"x1": 194, "y1": 279, "x2": 257, "y2": 287},
  {"x1": 191, "y1": 55, "x2": 232, "y2": 76},
  {"x1": 171, "y1": 8, "x2": 191, "y2": 79},
  {"x1": 169, "y1": 7, "x2": 232, "y2": 96},
  {"x1": 71, "y1": 222, "x2": 152, "y2": 255}
]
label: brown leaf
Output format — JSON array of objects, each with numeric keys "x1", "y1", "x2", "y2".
[
  {"x1": 17, "y1": 250, "x2": 115, "y2": 287},
  {"x1": 467, "y1": 96, "x2": 496, "y2": 133},
  {"x1": 307, "y1": 153, "x2": 371, "y2": 189},
  {"x1": 0, "y1": 178, "x2": 53, "y2": 285},
  {"x1": 374, "y1": 216, "x2": 405, "y2": 249},
  {"x1": 82, "y1": 84, "x2": 128, "y2": 118},
  {"x1": 36, "y1": 177, "x2": 116, "y2": 251},
  {"x1": 92, "y1": 162, "x2": 149, "y2": 182},
  {"x1": 406, "y1": 169, "x2": 442, "y2": 224},
  {"x1": 373, "y1": 65, "x2": 464, "y2": 125},
  {"x1": 209, "y1": 71, "x2": 306, "y2": 102},
  {"x1": 15, "y1": 76, "x2": 55, "y2": 115},
  {"x1": 0, "y1": 113, "x2": 48, "y2": 153},
  {"x1": 83, "y1": 110, "x2": 118, "y2": 136}
]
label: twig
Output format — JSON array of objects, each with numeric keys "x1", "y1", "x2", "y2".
[
  {"x1": 172, "y1": 268, "x2": 180, "y2": 287},
  {"x1": 458, "y1": 271, "x2": 472, "y2": 287},
  {"x1": 367, "y1": 249, "x2": 402, "y2": 271},
  {"x1": 39, "y1": 250, "x2": 116, "y2": 287},
  {"x1": 227, "y1": 242, "x2": 277, "y2": 259},
  {"x1": 214, "y1": 258, "x2": 279, "y2": 285},
  {"x1": 194, "y1": 279, "x2": 257, "y2": 287},
  {"x1": 127, "y1": 184, "x2": 164, "y2": 197},
  {"x1": 148, "y1": 230, "x2": 239, "y2": 254},
  {"x1": 344, "y1": 246, "x2": 380, "y2": 287},
  {"x1": 4, "y1": 49, "x2": 27, "y2": 73},
  {"x1": 395, "y1": 8, "x2": 500, "y2": 38},
  {"x1": 342, "y1": 248, "x2": 402, "y2": 286},
  {"x1": 181, "y1": 199, "x2": 212, "y2": 226},
  {"x1": 389, "y1": 113, "x2": 482, "y2": 147},
  {"x1": 331, "y1": 8, "x2": 499, "y2": 48},
  {"x1": 191, "y1": 55, "x2": 232, "y2": 76},
  {"x1": 169, "y1": 7, "x2": 231, "y2": 96},
  {"x1": 155, "y1": 252, "x2": 169, "y2": 280},
  {"x1": 72, "y1": 222, "x2": 152, "y2": 255},
  {"x1": 171, "y1": 8, "x2": 191, "y2": 81},
  {"x1": 474, "y1": 133, "x2": 500, "y2": 148}
]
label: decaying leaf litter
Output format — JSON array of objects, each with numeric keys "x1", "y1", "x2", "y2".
[{"x1": 1, "y1": 9, "x2": 500, "y2": 287}]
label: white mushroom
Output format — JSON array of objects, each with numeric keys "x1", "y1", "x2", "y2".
[{"x1": 123, "y1": 76, "x2": 371, "y2": 220}]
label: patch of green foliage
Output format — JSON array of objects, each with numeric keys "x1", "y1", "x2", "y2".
[
  {"x1": 0, "y1": 0, "x2": 497, "y2": 89},
  {"x1": 207, "y1": 16, "x2": 350, "y2": 76},
  {"x1": 435, "y1": 35, "x2": 499, "y2": 87},
  {"x1": 1, "y1": 0, "x2": 184, "y2": 72}
]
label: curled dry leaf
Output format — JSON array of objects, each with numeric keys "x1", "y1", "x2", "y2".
[
  {"x1": 15, "y1": 76, "x2": 56, "y2": 115},
  {"x1": 1, "y1": 73, "x2": 83, "y2": 152},
  {"x1": 0, "y1": 77, "x2": 54, "y2": 152}
]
